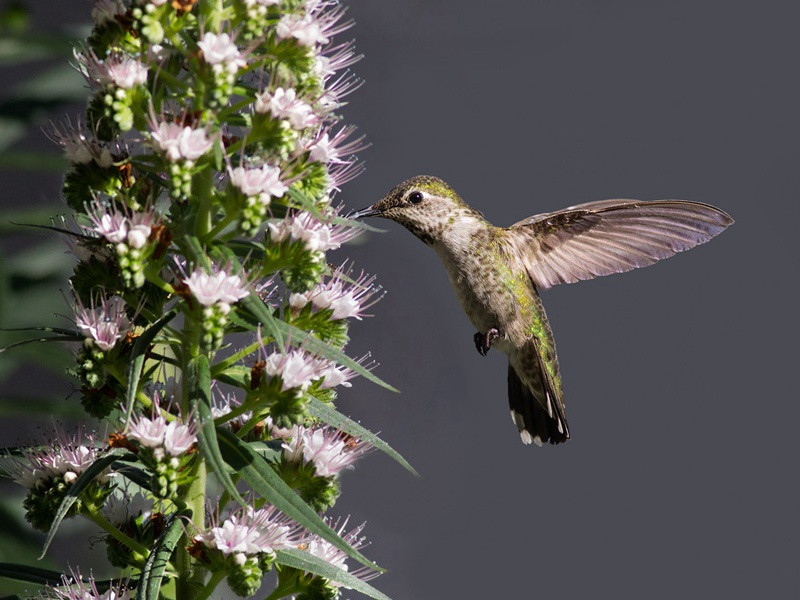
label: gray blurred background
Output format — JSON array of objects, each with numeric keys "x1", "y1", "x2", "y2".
[{"x1": 1, "y1": 1, "x2": 797, "y2": 598}]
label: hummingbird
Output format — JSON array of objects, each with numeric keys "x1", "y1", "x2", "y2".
[{"x1": 351, "y1": 175, "x2": 733, "y2": 446}]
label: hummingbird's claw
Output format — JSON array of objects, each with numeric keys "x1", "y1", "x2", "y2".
[{"x1": 474, "y1": 328, "x2": 501, "y2": 356}]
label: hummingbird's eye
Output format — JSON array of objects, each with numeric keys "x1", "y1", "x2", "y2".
[{"x1": 408, "y1": 191, "x2": 424, "y2": 204}]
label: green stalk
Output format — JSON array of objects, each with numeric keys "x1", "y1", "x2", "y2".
[
  {"x1": 85, "y1": 511, "x2": 150, "y2": 559},
  {"x1": 195, "y1": 570, "x2": 225, "y2": 600}
]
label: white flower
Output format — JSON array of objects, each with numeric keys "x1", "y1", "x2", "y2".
[
  {"x1": 303, "y1": 518, "x2": 377, "y2": 587},
  {"x1": 228, "y1": 164, "x2": 287, "y2": 199},
  {"x1": 1, "y1": 432, "x2": 101, "y2": 490},
  {"x1": 300, "y1": 426, "x2": 370, "y2": 477},
  {"x1": 183, "y1": 264, "x2": 250, "y2": 308},
  {"x1": 306, "y1": 264, "x2": 382, "y2": 320},
  {"x1": 104, "y1": 57, "x2": 148, "y2": 89},
  {"x1": 267, "y1": 211, "x2": 360, "y2": 253},
  {"x1": 198, "y1": 32, "x2": 247, "y2": 73},
  {"x1": 202, "y1": 520, "x2": 262, "y2": 557},
  {"x1": 46, "y1": 569, "x2": 131, "y2": 600},
  {"x1": 264, "y1": 349, "x2": 326, "y2": 392},
  {"x1": 150, "y1": 121, "x2": 213, "y2": 162},
  {"x1": 196, "y1": 505, "x2": 305, "y2": 558},
  {"x1": 74, "y1": 294, "x2": 131, "y2": 351},
  {"x1": 178, "y1": 127, "x2": 214, "y2": 161},
  {"x1": 277, "y1": 13, "x2": 330, "y2": 47},
  {"x1": 127, "y1": 211, "x2": 155, "y2": 249},
  {"x1": 127, "y1": 414, "x2": 168, "y2": 449},
  {"x1": 163, "y1": 421, "x2": 197, "y2": 455},
  {"x1": 255, "y1": 87, "x2": 319, "y2": 130}
]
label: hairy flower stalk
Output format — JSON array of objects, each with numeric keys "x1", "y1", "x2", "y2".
[{"x1": 0, "y1": 2, "x2": 400, "y2": 599}]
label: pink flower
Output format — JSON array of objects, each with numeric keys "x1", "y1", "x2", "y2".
[
  {"x1": 255, "y1": 87, "x2": 319, "y2": 130},
  {"x1": 183, "y1": 264, "x2": 250, "y2": 308},
  {"x1": 264, "y1": 349, "x2": 327, "y2": 392},
  {"x1": 150, "y1": 121, "x2": 213, "y2": 162},
  {"x1": 277, "y1": 14, "x2": 330, "y2": 47},
  {"x1": 228, "y1": 164, "x2": 287, "y2": 199},
  {"x1": 300, "y1": 426, "x2": 371, "y2": 477},
  {"x1": 306, "y1": 264, "x2": 382, "y2": 320},
  {"x1": 84, "y1": 201, "x2": 156, "y2": 250},
  {"x1": 198, "y1": 32, "x2": 247, "y2": 73},
  {"x1": 1, "y1": 431, "x2": 101, "y2": 490},
  {"x1": 267, "y1": 211, "x2": 361, "y2": 253},
  {"x1": 73, "y1": 294, "x2": 131, "y2": 351},
  {"x1": 46, "y1": 568, "x2": 131, "y2": 600},
  {"x1": 104, "y1": 56, "x2": 148, "y2": 89},
  {"x1": 196, "y1": 505, "x2": 305, "y2": 559}
]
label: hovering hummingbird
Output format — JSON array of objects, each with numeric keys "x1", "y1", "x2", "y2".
[{"x1": 352, "y1": 176, "x2": 733, "y2": 446}]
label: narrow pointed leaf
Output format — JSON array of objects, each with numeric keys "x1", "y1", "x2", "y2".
[
  {"x1": 308, "y1": 397, "x2": 418, "y2": 477},
  {"x1": 40, "y1": 449, "x2": 125, "y2": 559},
  {"x1": 0, "y1": 334, "x2": 82, "y2": 353},
  {"x1": 188, "y1": 355, "x2": 245, "y2": 506},
  {"x1": 240, "y1": 293, "x2": 285, "y2": 348},
  {"x1": 111, "y1": 462, "x2": 155, "y2": 492},
  {"x1": 125, "y1": 308, "x2": 178, "y2": 422},
  {"x1": 0, "y1": 563, "x2": 65, "y2": 586},
  {"x1": 136, "y1": 509, "x2": 191, "y2": 600},
  {"x1": 275, "y1": 548, "x2": 389, "y2": 600},
  {"x1": 216, "y1": 429, "x2": 383, "y2": 572}
]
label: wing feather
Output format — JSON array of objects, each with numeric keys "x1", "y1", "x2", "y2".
[{"x1": 510, "y1": 199, "x2": 733, "y2": 289}]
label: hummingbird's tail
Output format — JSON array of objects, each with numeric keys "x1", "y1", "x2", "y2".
[{"x1": 507, "y1": 363, "x2": 570, "y2": 446}]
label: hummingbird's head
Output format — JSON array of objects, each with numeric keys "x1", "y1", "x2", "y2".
[{"x1": 351, "y1": 175, "x2": 482, "y2": 245}]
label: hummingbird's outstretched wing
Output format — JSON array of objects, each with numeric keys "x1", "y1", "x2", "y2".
[{"x1": 508, "y1": 200, "x2": 733, "y2": 289}]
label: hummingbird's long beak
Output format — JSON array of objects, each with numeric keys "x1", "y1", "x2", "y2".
[{"x1": 348, "y1": 205, "x2": 382, "y2": 220}]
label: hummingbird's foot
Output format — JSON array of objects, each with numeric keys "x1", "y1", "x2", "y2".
[{"x1": 474, "y1": 328, "x2": 501, "y2": 356}]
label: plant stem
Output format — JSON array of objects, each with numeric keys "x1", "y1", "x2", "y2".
[
  {"x1": 85, "y1": 511, "x2": 150, "y2": 559},
  {"x1": 195, "y1": 570, "x2": 224, "y2": 600},
  {"x1": 175, "y1": 458, "x2": 207, "y2": 600}
]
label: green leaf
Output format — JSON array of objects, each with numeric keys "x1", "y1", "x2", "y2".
[
  {"x1": 136, "y1": 509, "x2": 191, "y2": 600},
  {"x1": 216, "y1": 429, "x2": 383, "y2": 572},
  {"x1": 39, "y1": 449, "x2": 125, "y2": 559},
  {"x1": 307, "y1": 397, "x2": 418, "y2": 477},
  {"x1": 275, "y1": 548, "x2": 389, "y2": 600},
  {"x1": 111, "y1": 462, "x2": 155, "y2": 492},
  {"x1": 239, "y1": 293, "x2": 285, "y2": 348},
  {"x1": 0, "y1": 334, "x2": 82, "y2": 354},
  {"x1": 188, "y1": 355, "x2": 245, "y2": 506},
  {"x1": 124, "y1": 308, "x2": 178, "y2": 422},
  {"x1": 0, "y1": 563, "x2": 63, "y2": 586}
]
